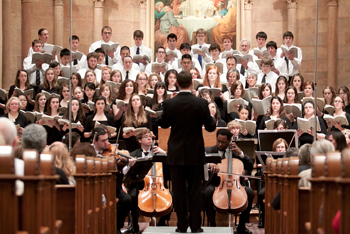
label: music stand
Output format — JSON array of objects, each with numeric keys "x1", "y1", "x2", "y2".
[
  {"x1": 255, "y1": 151, "x2": 285, "y2": 170},
  {"x1": 123, "y1": 157, "x2": 153, "y2": 183},
  {"x1": 235, "y1": 139, "x2": 256, "y2": 160},
  {"x1": 258, "y1": 129, "x2": 297, "y2": 151}
]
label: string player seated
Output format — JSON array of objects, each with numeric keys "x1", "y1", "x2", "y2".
[{"x1": 204, "y1": 129, "x2": 254, "y2": 234}]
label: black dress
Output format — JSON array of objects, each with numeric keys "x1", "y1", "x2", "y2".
[
  {"x1": 84, "y1": 112, "x2": 116, "y2": 141},
  {"x1": 8, "y1": 85, "x2": 35, "y2": 99},
  {"x1": 3, "y1": 112, "x2": 30, "y2": 128},
  {"x1": 329, "y1": 113, "x2": 350, "y2": 132},
  {"x1": 121, "y1": 113, "x2": 152, "y2": 152},
  {"x1": 258, "y1": 116, "x2": 293, "y2": 130},
  {"x1": 59, "y1": 115, "x2": 86, "y2": 140},
  {"x1": 146, "y1": 99, "x2": 164, "y2": 140},
  {"x1": 37, "y1": 85, "x2": 61, "y2": 95},
  {"x1": 297, "y1": 116, "x2": 327, "y2": 146},
  {"x1": 197, "y1": 84, "x2": 228, "y2": 120}
]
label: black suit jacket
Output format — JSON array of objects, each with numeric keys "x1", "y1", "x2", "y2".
[{"x1": 159, "y1": 92, "x2": 216, "y2": 166}]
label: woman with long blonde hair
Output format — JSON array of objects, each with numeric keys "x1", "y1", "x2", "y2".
[{"x1": 50, "y1": 144, "x2": 76, "y2": 184}]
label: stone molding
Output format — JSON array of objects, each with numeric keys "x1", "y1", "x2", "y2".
[
  {"x1": 284, "y1": 0, "x2": 298, "y2": 9},
  {"x1": 327, "y1": 0, "x2": 338, "y2": 7},
  {"x1": 54, "y1": 0, "x2": 64, "y2": 6},
  {"x1": 244, "y1": 0, "x2": 253, "y2": 10},
  {"x1": 93, "y1": 0, "x2": 104, "y2": 7}
]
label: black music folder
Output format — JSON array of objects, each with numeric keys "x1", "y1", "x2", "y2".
[{"x1": 258, "y1": 129, "x2": 297, "y2": 151}]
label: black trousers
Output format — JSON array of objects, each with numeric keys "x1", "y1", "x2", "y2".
[
  {"x1": 202, "y1": 185, "x2": 254, "y2": 228},
  {"x1": 169, "y1": 165, "x2": 204, "y2": 232},
  {"x1": 117, "y1": 189, "x2": 132, "y2": 230}
]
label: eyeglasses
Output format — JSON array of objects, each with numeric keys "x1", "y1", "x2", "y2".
[
  {"x1": 142, "y1": 135, "x2": 152, "y2": 139},
  {"x1": 334, "y1": 100, "x2": 343, "y2": 103},
  {"x1": 157, "y1": 51, "x2": 165, "y2": 54},
  {"x1": 103, "y1": 32, "x2": 112, "y2": 35}
]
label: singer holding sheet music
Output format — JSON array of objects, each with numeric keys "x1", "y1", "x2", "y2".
[
  {"x1": 297, "y1": 101, "x2": 327, "y2": 146},
  {"x1": 327, "y1": 96, "x2": 350, "y2": 132},
  {"x1": 159, "y1": 70, "x2": 216, "y2": 233}
]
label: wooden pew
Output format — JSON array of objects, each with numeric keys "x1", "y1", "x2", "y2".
[
  {"x1": 318, "y1": 152, "x2": 341, "y2": 234},
  {"x1": 307, "y1": 155, "x2": 326, "y2": 234},
  {"x1": 338, "y1": 149, "x2": 350, "y2": 234},
  {"x1": 21, "y1": 150, "x2": 49, "y2": 234},
  {"x1": 0, "y1": 146, "x2": 23, "y2": 234},
  {"x1": 280, "y1": 158, "x2": 289, "y2": 234},
  {"x1": 265, "y1": 159, "x2": 276, "y2": 234},
  {"x1": 40, "y1": 152, "x2": 62, "y2": 234},
  {"x1": 107, "y1": 157, "x2": 117, "y2": 234}
]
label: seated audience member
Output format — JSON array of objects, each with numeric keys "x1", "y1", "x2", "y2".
[
  {"x1": 50, "y1": 144, "x2": 76, "y2": 184},
  {"x1": 204, "y1": 129, "x2": 254, "y2": 233},
  {"x1": 342, "y1": 129, "x2": 350, "y2": 148},
  {"x1": 22, "y1": 123, "x2": 69, "y2": 184},
  {"x1": 272, "y1": 138, "x2": 288, "y2": 152},
  {"x1": 70, "y1": 142, "x2": 97, "y2": 160},
  {"x1": 326, "y1": 131, "x2": 347, "y2": 152},
  {"x1": 298, "y1": 143, "x2": 312, "y2": 173},
  {"x1": 257, "y1": 57, "x2": 279, "y2": 92},
  {"x1": 62, "y1": 132, "x2": 81, "y2": 149},
  {"x1": 0, "y1": 118, "x2": 23, "y2": 195},
  {"x1": 299, "y1": 139, "x2": 335, "y2": 187}
]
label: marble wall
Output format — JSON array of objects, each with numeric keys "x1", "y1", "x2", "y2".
[{"x1": 1, "y1": 0, "x2": 349, "y2": 95}]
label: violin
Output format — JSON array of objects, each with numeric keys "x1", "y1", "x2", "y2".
[
  {"x1": 138, "y1": 140, "x2": 173, "y2": 217},
  {"x1": 212, "y1": 137, "x2": 248, "y2": 214}
]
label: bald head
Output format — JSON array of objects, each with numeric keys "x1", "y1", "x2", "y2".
[{"x1": 0, "y1": 117, "x2": 17, "y2": 147}]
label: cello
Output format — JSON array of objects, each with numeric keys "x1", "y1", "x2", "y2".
[
  {"x1": 138, "y1": 141, "x2": 173, "y2": 217},
  {"x1": 212, "y1": 137, "x2": 248, "y2": 214}
]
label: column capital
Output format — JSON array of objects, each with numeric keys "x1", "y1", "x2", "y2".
[
  {"x1": 327, "y1": 0, "x2": 338, "y2": 7},
  {"x1": 244, "y1": 0, "x2": 253, "y2": 10},
  {"x1": 54, "y1": 0, "x2": 64, "y2": 6},
  {"x1": 21, "y1": 0, "x2": 32, "y2": 3},
  {"x1": 93, "y1": 0, "x2": 104, "y2": 8},
  {"x1": 139, "y1": 0, "x2": 147, "y2": 10},
  {"x1": 284, "y1": 0, "x2": 298, "y2": 9}
]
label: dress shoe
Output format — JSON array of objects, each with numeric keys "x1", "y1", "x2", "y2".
[
  {"x1": 191, "y1": 228, "x2": 203, "y2": 233},
  {"x1": 175, "y1": 228, "x2": 187, "y2": 233},
  {"x1": 209, "y1": 222, "x2": 216, "y2": 227},
  {"x1": 235, "y1": 227, "x2": 252, "y2": 234}
]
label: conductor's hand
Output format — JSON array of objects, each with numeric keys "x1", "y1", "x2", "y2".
[
  {"x1": 209, "y1": 163, "x2": 220, "y2": 174},
  {"x1": 230, "y1": 142, "x2": 242, "y2": 155}
]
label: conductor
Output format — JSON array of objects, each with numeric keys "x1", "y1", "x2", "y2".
[{"x1": 159, "y1": 70, "x2": 216, "y2": 233}]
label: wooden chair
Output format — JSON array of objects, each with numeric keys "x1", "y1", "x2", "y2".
[
  {"x1": 306, "y1": 155, "x2": 326, "y2": 234},
  {"x1": 338, "y1": 149, "x2": 350, "y2": 234},
  {"x1": 0, "y1": 146, "x2": 22, "y2": 234}
]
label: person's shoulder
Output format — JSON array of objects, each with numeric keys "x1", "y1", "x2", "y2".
[
  {"x1": 205, "y1": 145, "x2": 218, "y2": 153},
  {"x1": 130, "y1": 148, "x2": 141, "y2": 157}
]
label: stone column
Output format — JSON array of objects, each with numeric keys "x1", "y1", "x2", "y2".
[
  {"x1": 139, "y1": 0, "x2": 148, "y2": 46},
  {"x1": 284, "y1": 0, "x2": 298, "y2": 43},
  {"x1": 93, "y1": 0, "x2": 104, "y2": 42},
  {"x1": 54, "y1": 0, "x2": 64, "y2": 47},
  {"x1": 244, "y1": 0, "x2": 253, "y2": 42},
  {"x1": 0, "y1": 0, "x2": 3, "y2": 88},
  {"x1": 327, "y1": 0, "x2": 338, "y2": 87},
  {"x1": 2, "y1": 0, "x2": 11, "y2": 89},
  {"x1": 22, "y1": 0, "x2": 32, "y2": 61}
]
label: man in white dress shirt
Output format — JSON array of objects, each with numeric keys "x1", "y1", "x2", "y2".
[
  {"x1": 220, "y1": 35, "x2": 235, "y2": 59},
  {"x1": 70, "y1": 35, "x2": 87, "y2": 70},
  {"x1": 172, "y1": 43, "x2": 201, "y2": 73},
  {"x1": 112, "y1": 46, "x2": 140, "y2": 73},
  {"x1": 130, "y1": 30, "x2": 152, "y2": 72},
  {"x1": 222, "y1": 56, "x2": 246, "y2": 86},
  {"x1": 121, "y1": 56, "x2": 139, "y2": 81},
  {"x1": 257, "y1": 57, "x2": 279, "y2": 93},
  {"x1": 191, "y1": 29, "x2": 210, "y2": 68},
  {"x1": 77, "y1": 52, "x2": 102, "y2": 82},
  {"x1": 23, "y1": 39, "x2": 49, "y2": 88},
  {"x1": 277, "y1": 31, "x2": 302, "y2": 79},
  {"x1": 250, "y1": 31, "x2": 267, "y2": 59},
  {"x1": 165, "y1": 33, "x2": 182, "y2": 63},
  {"x1": 266, "y1": 41, "x2": 289, "y2": 79},
  {"x1": 238, "y1": 39, "x2": 260, "y2": 78},
  {"x1": 27, "y1": 28, "x2": 49, "y2": 57},
  {"x1": 145, "y1": 47, "x2": 172, "y2": 80},
  {"x1": 89, "y1": 26, "x2": 121, "y2": 66}
]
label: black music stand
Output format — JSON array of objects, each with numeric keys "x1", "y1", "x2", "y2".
[
  {"x1": 235, "y1": 139, "x2": 256, "y2": 160},
  {"x1": 255, "y1": 151, "x2": 285, "y2": 170},
  {"x1": 123, "y1": 157, "x2": 153, "y2": 183},
  {"x1": 258, "y1": 129, "x2": 297, "y2": 151}
]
